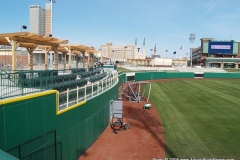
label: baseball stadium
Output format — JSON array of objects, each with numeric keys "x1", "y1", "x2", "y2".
[{"x1": 0, "y1": 32, "x2": 240, "y2": 160}]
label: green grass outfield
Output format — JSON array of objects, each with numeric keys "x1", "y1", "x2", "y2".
[{"x1": 149, "y1": 79, "x2": 240, "y2": 159}]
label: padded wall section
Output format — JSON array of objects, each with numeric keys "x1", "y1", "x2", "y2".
[
  {"x1": 204, "y1": 73, "x2": 240, "y2": 78},
  {"x1": 0, "y1": 74, "x2": 126, "y2": 159},
  {"x1": 135, "y1": 72, "x2": 194, "y2": 81},
  {"x1": 1, "y1": 93, "x2": 56, "y2": 151},
  {"x1": 0, "y1": 105, "x2": 5, "y2": 149}
]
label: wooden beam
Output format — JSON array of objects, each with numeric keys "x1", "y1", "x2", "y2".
[
  {"x1": 11, "y1": 41, "x2": 17, "y2": 71},
  {"x1": 25, "y1": 45, "x2": 38, "y2": 70},
  {"x1": 43, "y1": 47, "x2": 52, "y2": 70},
  {"x1": 52, "y1": 46, "x2": 59, "y2": 70},
  {"x1": 10, "y1": 36, "x2": 60, "y2": 47}
]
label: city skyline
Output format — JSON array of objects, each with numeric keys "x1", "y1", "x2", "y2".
[{"x1": 1, "y1": 0, "x2": 240, "y2": 58}]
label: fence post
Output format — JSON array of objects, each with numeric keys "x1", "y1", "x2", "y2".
[
  {"x1": 40, "y1": 71, "x2": 43, "y2": 92},
  {"x1": 77, "y1": 86, "x2": 79, "y2": 103},
  {"x1": 92, "y1": 82, "x2": 93, "y2": 98},
  {"x1": 97, "y1": 81, "x2": 99, "y2": 95},
  {"x1": 84, "y1": 85, "x2": 86, "y2": 101},
  {"x1": 102, "y1": 80, "x2": 103, "y2": 93},
  {"x1": 67, "y1": 88, "x2": 69, "y2": 108}
]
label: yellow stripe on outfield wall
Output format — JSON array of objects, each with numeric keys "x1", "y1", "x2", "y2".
[
  {"x1": 56, "y1": 101, "x2": 86, "y2": 115},
  {"x1": 1, "y1": 90, "x2": 58, "y2": 105}
]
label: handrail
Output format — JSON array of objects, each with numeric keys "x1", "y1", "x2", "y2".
[
  {"x1": 6, "y1": 129, "x2": 57, "y2": 160},
  {"x1": 57, "y1": 71, "x2": 118, "y2": 114}
]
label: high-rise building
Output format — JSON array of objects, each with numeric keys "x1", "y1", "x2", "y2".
[
  {"x1": 45, "y1": 3, "x2": 51, "y2": 36},
  {"x1": 29, "y1": 5, "x2": 45, "y2": 35}
]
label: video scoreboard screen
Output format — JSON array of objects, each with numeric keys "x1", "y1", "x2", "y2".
[{"x1": 208, "y1": 41, "x2": 233, "y2": 54}]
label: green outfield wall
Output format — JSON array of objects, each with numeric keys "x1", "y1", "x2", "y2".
[
  {"x1": 0, "y1": 73, "x2": 126, "y2": 160},
  {"x1": 2, "y1": 71, "x2": 239, "y2": 159},
  {"x1": 204, "y1": 72, "x2": 240, "y2": 78},
  {"x1": 135, "y1": 72, "x2": 195, "y2": 81}
]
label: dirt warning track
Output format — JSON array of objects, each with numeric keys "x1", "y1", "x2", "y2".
[{"x1": 78, "y1": 100, "x2": 165, "y2": 160}]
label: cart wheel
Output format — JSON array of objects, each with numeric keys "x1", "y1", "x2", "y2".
[
  {"x1": 127, "y1": 124, "x2": 131, "y2": 129},
  {"x1": 124, "y1": 124, "x2": 128, "y2": 130},
  {"x1": 110, "y1": 123, "x2": 113, "y2": 129},
  {"x1": 114, "y1": 130, "x2": 118, "y2": 134}
]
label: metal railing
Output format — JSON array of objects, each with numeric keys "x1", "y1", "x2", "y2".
[
  {"x1": 6, "y1": 130, "x2": 57, "y2": 160},
  {"x1": 58, "y1": 71, "x2": 118, "y2": 112},
  {"x1": 0, "y1": 68, "x2": 100, "y2": 100}
]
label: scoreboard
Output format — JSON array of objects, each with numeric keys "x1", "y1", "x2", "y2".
[{"x1": 208, "y1": 41, "x2": 233, "y2": 54}]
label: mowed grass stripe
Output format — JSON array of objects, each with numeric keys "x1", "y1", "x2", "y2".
[
  {"x1": 151, "y1": 82, "x2": 211, "y2": 158},
  {"x1": 196, "y1": 79, "x2": 240, "y2": 99},
  {"x1": 150, "y1": 80, "x2": 240, "y2": 159}
]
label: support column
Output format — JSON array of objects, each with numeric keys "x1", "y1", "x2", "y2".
[
  {"x1": 45, "y1": 50, "x2": 48, "y2": 70},
  {"x1": 82, "y1": 52, "x2": 85, "y2": 68},
  {"x1": 68, "y1": 49, "x2": 72, "y2": 69},
  {"x1": 11, "y1": 41, "x2": 20, "y2": 71},
  {"x1": 50, "y1": 46, "x2": 59, "y2": 70},
  {"x1": 147, "y1": 60, "x2": 150, "y2": 67},
  {"x1": 220, "y1": 62, "x2": 224, "y2": 68},
  {"x1": 91, "y1": 54, "x2": 94, "y2": 67},
  {"x1": 76, "y1": 54, "x2": 79, "y2": 68},
  {"x1": 29, "y1": 53, "x2": 33, "y2": 70},
  {"x1": 44, "y1": 47, "x2": 51, "y2": 70},
  {"x1": 87, "y1": 53, "x2": 90, "y2": 68},
  {"x1": 54, "y1": 53, "x2": 58, "y2": 70},
  {"x1": 235, "y1": 63, "x2": 238, "y2": 69},
  {"x1": 63, "y1": 53, "x2": 66, "y2": 70},
  {"x1": 26, "y1": 46, "x2": 37, "y2": 71}
]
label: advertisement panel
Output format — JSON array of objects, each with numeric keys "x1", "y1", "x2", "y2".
[{"x1": 208, "y1": 41, "x2": 233, "y2": 54}]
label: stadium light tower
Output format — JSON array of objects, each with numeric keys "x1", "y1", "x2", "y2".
[{"x1": 189, "y1": 33, "x2": 195, "y2": 67}]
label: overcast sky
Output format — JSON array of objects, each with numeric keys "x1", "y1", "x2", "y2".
[{"x1": 1, "y1": 0, "x2": 240, "y2": 58}]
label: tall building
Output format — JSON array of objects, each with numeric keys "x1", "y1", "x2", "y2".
[
  {"x1": 45, "y1": 3, "x2": 51, "y2": 36},
  {"x1": 101, "y1": 43, "x2": 135, "y2": 64},
  {"x1": 29, "y1": 5, "x2": 45, "y2": 35}
]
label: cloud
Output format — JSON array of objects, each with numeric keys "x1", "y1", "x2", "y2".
[{"x1": 204, "y1": 1, "x2": 216, "y2": 13}]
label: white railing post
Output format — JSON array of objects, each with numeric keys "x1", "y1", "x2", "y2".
[
  {"x1": 57, "y1": 91, "x2": 59, "y2": 112},
  {"x1": 102, "y1": 80, "x2": 103, "y2": 92},
  {"x1": 110, "y1": 77, "x2": 112, "y2": 87},
  {"x1": 84, "y1": 85, "x2": 86, "y2": 101},
  {"x1": 76, "y1": 86, "x2": 78, "y2": 103},
  {"x1": 92, "y1": 82, "x2": 93, "y2": 98},
  {"x1": 67, "y1": 88, "x2": 69, "y2": 108},
  {"x1": 109, "y1": 78, "x2": 111, "y2": 88},
  {"x1": 111, "y1": 77, "x2": 113, "y2": 86},
  {"x1": 97, "y1": 81, "x2": 99, "y2": 95}
]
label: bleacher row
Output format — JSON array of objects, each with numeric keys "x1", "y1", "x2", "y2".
[
  {"x1": 17, "y1": 67, "x2": 106, "y2": 92},
  {"x1": 89, "y1": 72, "x2": 108, "y2": 83}
]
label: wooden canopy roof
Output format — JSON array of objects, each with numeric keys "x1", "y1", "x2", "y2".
[
  {"x1": 0, "y1": 32, "x2": 69, "y2": 48},
  {"x1": 59, "y1": 44, "x2": 98, "y2": 55},
  {"x1": 0, "y1": 32, "x2": 99, "y2": 55},
  {"x1": 0, "y1": 32, "x2": 98, "y2": 70}
]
